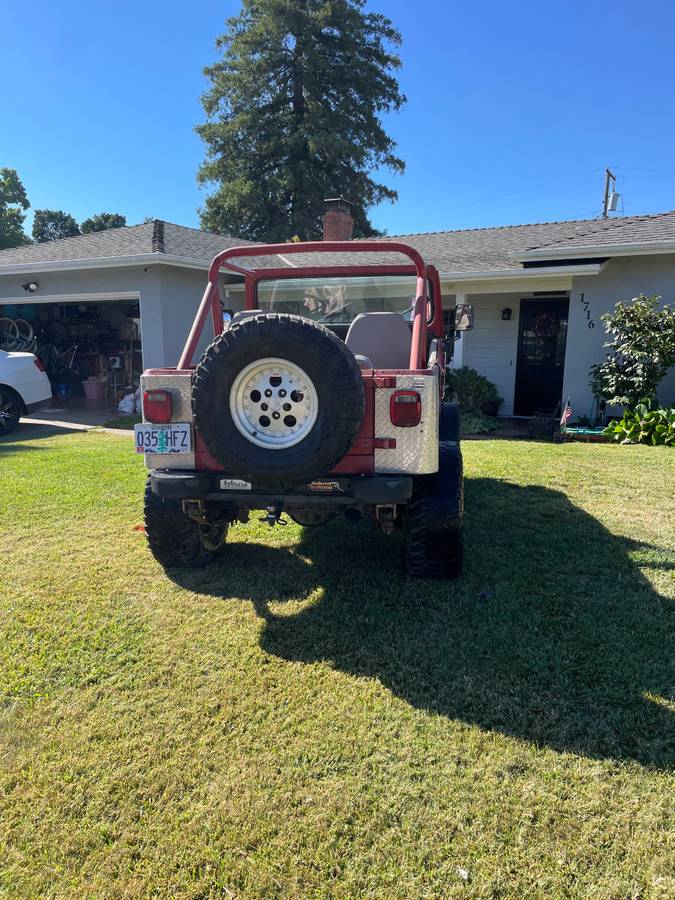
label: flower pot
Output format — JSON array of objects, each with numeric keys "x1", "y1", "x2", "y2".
[{"x1": 83, "y1": 379, "x2": 106, "y2": 401}]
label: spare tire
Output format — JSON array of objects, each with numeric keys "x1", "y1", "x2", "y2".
[{"x1": 192, "y1": 313, "x2": 365, "y2": 489}]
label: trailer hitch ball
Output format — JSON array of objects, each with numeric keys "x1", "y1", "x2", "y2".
[{"x1": 259, "y1": 503, "x2": 287, "y2": 527}]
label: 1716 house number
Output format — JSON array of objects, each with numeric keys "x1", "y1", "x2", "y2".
[{"x1": 579, "y1": 292, "x2": 595, "y2": 328}]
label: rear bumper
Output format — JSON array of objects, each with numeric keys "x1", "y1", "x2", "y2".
[{"x1": 149, "y1": 469, "x2": 413, "y2": 507}]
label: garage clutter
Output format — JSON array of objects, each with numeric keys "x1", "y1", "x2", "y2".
[{"x1": 0, "y1": 300, "x2": 142, "y2": 405}]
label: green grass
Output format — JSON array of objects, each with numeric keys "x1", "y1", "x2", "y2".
[
  {"x1": 103, "y1": 415, "x2": 141, "y2": 430},
  {"x1": 0, "y1": 426, "x2": 673, "y2": 898}
]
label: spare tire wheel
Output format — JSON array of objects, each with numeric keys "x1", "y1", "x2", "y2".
[{"x1": 192, "y1": 314, "x2": 365, "y2": 489}]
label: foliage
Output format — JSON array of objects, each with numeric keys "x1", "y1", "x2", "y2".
[
  {"x1": 197, "y1": 0, "x2": 405, "y2": 241},
  {"x1": 0, "y1": 168, "x2": 30, "y2": 249},
  {"x1": 81, "y1": 212, "x2": 127, "y2": 233},
  {"x1": 102, "y1": 415, "x2": 140, "y2": 430},
  {"x1": 32, "y1": 209, "x2": 80, "y2": 243},
  {"x1": 590, "y1": 294, "x2": 675, "y2": 407},
  {"x1": 0, "y1": 431, "x2": 673, "y2": 895},
  {"x1": 445, "y1": 366, "x2": 503, "y2": 413},
  {"x1": 459, "y1": 410, "x2": 501, "y2": 434},
  {"x1": 603, "y1": 399, "x2": 675, "y2": 446}
]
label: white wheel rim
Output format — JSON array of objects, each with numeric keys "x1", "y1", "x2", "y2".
[{"x1": 229, "y1": 357, "x2": 318, "y2": 449}]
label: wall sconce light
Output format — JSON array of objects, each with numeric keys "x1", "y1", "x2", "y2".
[
  {"x1": 22, "y1": 281, "x2": 38, "y2": 293},
  {"x1": 501, "y1": 307, "x2": 512, "y2": 321}
]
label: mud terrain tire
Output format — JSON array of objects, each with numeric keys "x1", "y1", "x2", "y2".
[
  {"x1": 144, "y1": 478, "x2": 228, "y2": 568},
  {"x1": 192, "y1": 314, "x2": 365, "y2": 490},
  {"x1": 405, "y1": 441, "x2": 463, "y2": 578},
  {"x1": 439, "y1": 402, "x2": 460, "y2": 443}
]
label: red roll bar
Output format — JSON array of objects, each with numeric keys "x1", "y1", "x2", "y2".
[{"x1": 178, "y1": 240, "x2": 430, "y2": 371}]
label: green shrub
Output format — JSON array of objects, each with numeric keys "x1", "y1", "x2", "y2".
[
  {"x1": 603, "y1": 400, "x2": 675, "y2": 446},
  {"x1": 445, "y1": 366, "x2": 503, "y2": 413},
  {"x1": 590, "y1": 294, "x2": 675, "y2": 407},
  {"x1": 460, "y1": 410, "x2": 501, "y2": 434}
]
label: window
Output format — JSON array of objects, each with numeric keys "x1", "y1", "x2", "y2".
[{"x1": 256, "y1": 275, "x2": 433, "y2": 325}]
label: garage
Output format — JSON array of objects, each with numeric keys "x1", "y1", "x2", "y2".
[
  {"x1": 0, "y1": 221, "x2": 254, "y2": 416},
  {"x1": 0, "y1": 297, "x2": 142, "y2": 406}
]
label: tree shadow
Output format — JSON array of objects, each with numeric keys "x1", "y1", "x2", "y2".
[{"x1": 169, "y1": 479, "x2": 674, "y2": 768}]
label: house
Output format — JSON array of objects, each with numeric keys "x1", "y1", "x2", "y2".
[{"x1": 1, "y1": 208, "x2": 674, "y2": 417}]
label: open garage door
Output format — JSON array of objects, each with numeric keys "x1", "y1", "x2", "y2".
[{"x1": 0, "y1": 294, "x2": 142, "y2": 406}]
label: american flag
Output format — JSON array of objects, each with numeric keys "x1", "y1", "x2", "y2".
[{"x1": 560, "y1": 398, "x2": 573, "y2": 428}]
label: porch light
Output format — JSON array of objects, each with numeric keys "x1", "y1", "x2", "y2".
[
  {"x1": 501, "y1": 307, "x2": 512, "y2": 321},
  {"x1": 22, "y1": 281, "x2": 38, "y2": 293}
]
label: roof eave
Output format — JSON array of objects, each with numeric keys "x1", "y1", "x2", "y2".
[
  {"x1": 439, "y1": 262, "x2": 605, "y2": 282},
  {"x1": 519, "y1": 240, "x2": 675, "y2": 262},
  {"x1": 0, "y1": 253, "x2": 214, "y2": 276}
]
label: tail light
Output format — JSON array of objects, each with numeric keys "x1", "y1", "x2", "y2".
[
  {"x1": 390, "y1": 390, "x2": 421, "y2": 427},
  {"x1": 34, "y1": 357, "x2": 45, "y2": 372},
  {"x1": 143, "y1": 389, "x2": 173, "y2": 424}
]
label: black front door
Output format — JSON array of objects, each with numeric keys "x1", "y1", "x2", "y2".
[{"x1": 514, "y1": 299, "x2": 569, "y2": 416}]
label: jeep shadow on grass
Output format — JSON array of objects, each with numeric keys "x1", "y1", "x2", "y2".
[{"x1": 169, "y1": 477, "x2": 674, "y2": 769}]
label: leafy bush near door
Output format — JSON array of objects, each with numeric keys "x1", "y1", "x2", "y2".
[
  {"x1": 603, "y1": 400, "x2": 675, "y2": 446},
  {"x1": 445, "y1": 366, "x2": 503, "y2": 414}
]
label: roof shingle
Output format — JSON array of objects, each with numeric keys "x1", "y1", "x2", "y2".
[{"x1": 2, "y1": 210, "x2": 675, "y2": 274}]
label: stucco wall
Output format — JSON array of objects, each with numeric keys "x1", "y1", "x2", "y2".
[
  {"x1": 156, "y1": 267, "x2": 246, "y2": 367},
  {"x1": 566, "y1": 254, "x2": 675, "y2": 417}
]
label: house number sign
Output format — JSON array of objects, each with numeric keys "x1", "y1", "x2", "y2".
[{"x1": 579, "y1": 292, "x2": 595, "y2": 329}]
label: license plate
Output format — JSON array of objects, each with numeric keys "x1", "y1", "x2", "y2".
[
  {"x1": 134, "y1": 422, "x2": 192, "y2": 454},
  {"x1": 220, "y1": 478, "x2": 252, "y2": 490}
]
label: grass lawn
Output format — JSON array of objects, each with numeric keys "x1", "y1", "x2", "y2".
[{"x1": 0, "y1": 427, "x2": 673, "y2": 898}]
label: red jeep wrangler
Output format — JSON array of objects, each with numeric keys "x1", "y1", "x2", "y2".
[{"x1": 135, "y1": 241, "x2": 473, "y2": 578}]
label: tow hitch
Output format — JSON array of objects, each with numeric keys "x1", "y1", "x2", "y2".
[{"x1": 259, "y1": 502, "x2": 288, "y2": 527}]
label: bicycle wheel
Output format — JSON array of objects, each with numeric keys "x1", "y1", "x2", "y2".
[
  {"x1": 0, "y1": 318, "x2": 19, "y2": 351},
  {"x1": 14, "y1": 319, "x2": 34, "y2": 342}
]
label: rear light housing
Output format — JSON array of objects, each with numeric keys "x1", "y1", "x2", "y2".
[
  {"x1": 33, "y1": 357, "x2": 45, "y2": 372},
  {"x1": 143, "y1": 389, "x2": 173, "y2": 424},
  {"x1": 390, "y1": 390, "x2": 421, "y2": 427}
]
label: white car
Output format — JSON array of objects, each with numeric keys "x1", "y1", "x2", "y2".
[{"x1": 0, "y1": 349, "x2": 52, "y2": 435}]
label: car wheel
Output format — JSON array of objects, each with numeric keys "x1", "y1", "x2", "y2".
[
  {"x1": 144, "y1": 478, "x2": 228, "y2": 568},
  {"x1": 405, "y1": 441, "x2": 463, "y2": 578},
  {"x1": 192, "y1": 313, "x2": 365, "y2": 490},
  {"x1": 0, "y1": 387, "x2": 22, "y2": 436}
]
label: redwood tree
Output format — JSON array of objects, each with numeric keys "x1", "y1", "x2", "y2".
[{"x1": 197, "y1": 0, "x2": 405, "y2": 241}]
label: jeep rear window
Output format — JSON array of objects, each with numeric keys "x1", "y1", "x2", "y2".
[{"x1": 256, "y1": 275, "x2": 433, "y2": 326}]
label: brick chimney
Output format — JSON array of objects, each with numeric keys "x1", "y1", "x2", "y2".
[{"x1": 322, "y1": 197, "x2": 354, "y2": 241}]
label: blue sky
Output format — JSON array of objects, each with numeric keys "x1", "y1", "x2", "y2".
[{"x1": 4, "y1": 0, "x2": 675, "y2": 236}]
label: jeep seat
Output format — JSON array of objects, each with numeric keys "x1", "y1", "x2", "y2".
[{"x1": 344, "y1": 312, "x2": 411, "y2": 369}]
